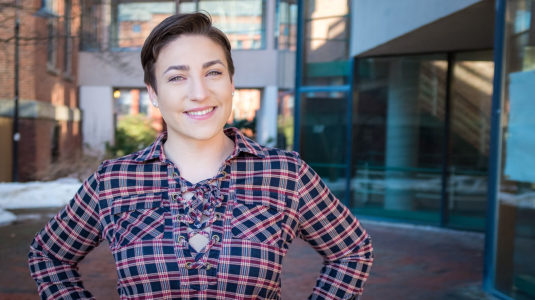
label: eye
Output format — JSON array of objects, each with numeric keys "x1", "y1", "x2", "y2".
[
  {"x1": 168, "y1": 75, "x2": 185, "y2": 82},
  {"x1": 206, "y1": 70, "x2": 223, "y2": 77}
]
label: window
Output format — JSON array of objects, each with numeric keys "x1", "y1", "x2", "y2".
[
  {"x1": 80, "y1": 0, "x2": 103, "y2": 50},
  {"x1": 199, "y1": 0, "x2": 266, "y2": 50},
  {"x1": 352, "y1": 52, "x2": 493, "y2": 229},
  {"x1": 42, "y1": 0, "x2": 59, "y2": 15},
  {"x1": 277, "y1": 0, "x2": 297, "y2": 50},
  {"x1": 109, "y1": 0, "x2": 266, "y2": 50},
  {"x1": 303, "y1": 0, "x2": 351, "y2": 86},
  {"x1": 227, "y1": 88, "x2": 262, "y2": 138},
  {"x1": 277, "y1": 90, "x2": 294, "y2": 150},
  {"x1": 47, "y1": 17, "x2": 58, "y2": 71},
  {"x1": 114, "y1": 88, "x2": 151, "y2": 116},
  {"x1": 111, "y1": 1, "x2": 175, "y2": 49},
  {"x1": 493, "y1": 0, "x2": 535, "y2": 298}
]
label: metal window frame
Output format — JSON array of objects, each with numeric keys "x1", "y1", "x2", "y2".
[
  {"x1": 483, "y1": 0, "x2": 511, "y2": 299},
  {"x1": 293, "y1": 0, "x2": 353, "y2": 206}
]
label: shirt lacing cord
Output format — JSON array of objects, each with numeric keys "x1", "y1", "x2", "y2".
[{"x1": 178, "y1": 170, "x2": 228, "y2": 270}]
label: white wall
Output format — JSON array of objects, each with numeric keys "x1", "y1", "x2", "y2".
[
  {"x1": 350, "y1": 0, "x2": 483, "y2": 56},
  {"x1": 79, "y1": 49, "x2": 282, "y2": 89},
  {"x1": 80, "y1": 86, "x2": 115, "y2": 154},
  {"x1": 277, "y1": 50, "x2": 296, "y2": 89},
  {"x1": 232, "y1": 50, "x2": 280, "y2": 87},
  {"x1": 256, "y1": 85, "x2": 279, "y2": 146},
  {"x1": 79, "y1": 52, "x2": 144, "y2": 87}
]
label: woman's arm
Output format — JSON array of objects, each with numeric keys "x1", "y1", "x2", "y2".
[
  {"x1": 297, "y1": 160, "x2": 373, "y2": 300},
  {"x1": 28, "y1": 172, "x2": 102, "y2": 299}
]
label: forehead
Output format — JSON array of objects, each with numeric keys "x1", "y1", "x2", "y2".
[{"x1": 156, "y1": 34, "x2": 227, "y2": 67}]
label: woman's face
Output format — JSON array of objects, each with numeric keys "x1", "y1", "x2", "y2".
[{"x1": 148, "y1": 34, "x2": 234, "y2": 144}]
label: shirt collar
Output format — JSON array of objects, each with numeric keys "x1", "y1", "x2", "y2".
[
  {"x1": 134, "y1": 127, "x2": 265, "y2": 163},
  {"x1": 224, "y1": 127, "x2": 266, "y2": 159}
]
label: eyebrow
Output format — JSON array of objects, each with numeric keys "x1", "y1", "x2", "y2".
[{"x1": 162, "y1": 60, "x2": 225, "y2": 75}]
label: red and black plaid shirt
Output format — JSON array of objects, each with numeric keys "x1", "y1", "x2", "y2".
[{"x1": 29, "y1": 127, "x2": 373, "y2": 299}]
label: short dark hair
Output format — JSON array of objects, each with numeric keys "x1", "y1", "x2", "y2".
[{"x1": 140, "y1": 12, "x2": 235, "y2": 93}]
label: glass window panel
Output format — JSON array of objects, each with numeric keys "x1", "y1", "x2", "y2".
[
  {"x1": 277, "y1": 90, "x2": 294, "y2": 151},
  {"x1": 81, "y1": 0, "x2": 103, "y2": 50},
  {"x1": 199, "y1": 0, "x2": 265, "y2": 50},
  {"x1": 299, "y1": 91, "x2": 348, "y2": 200},
  {"x1": 178, "y1": 0, "x2": 197, "y2": 13},
  {"x1": 139, "y1": 90, "x2": 150, "y2": 115},
  {"x1": 277, "y1": 0, "x2": 298, "y2": 50},
  {"x1": 47, "y1": 18, "x2": 58, "y2": 68},
  {"x1": 352, "y1": 55, "x2": 447, "y2": 225},
  {"x1": 112, "y1": 1, "x2": 175, "y2": 49},
  {"x1": 303, "y1": 0, "x2": 350, "y2": 86},
  {"x1": 227, "y1": 89, "x2": 262, "y2": 139},
  {"x1": 447, "y1": 51, "x2": 493, "y2": 230},
  {"x1": 114, "y1": 88, "x2": 149, "y2": 116},
  {"x1": 495, "y1": 0, "x2": 535, "y2": 298},
  {"x1": 43, "y1": 0, "x2": 59, "y2": 14}
]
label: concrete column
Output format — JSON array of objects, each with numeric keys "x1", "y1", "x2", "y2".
[
  {"x1": 80, "y1": 86, "x2": 115, "y2": 155},
  {"x1": 257, "y1": 86, "x2": 278, "y2": 146},
  {"x1": 265, "y1": 0, "x2": 276, "y2": 50},
  {"x1": 384, "y1": 59, "x2": 421, "y2": 210}
]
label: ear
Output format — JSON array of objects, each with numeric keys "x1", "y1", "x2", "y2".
[{"x1": 147, "y1": 84, "x2": 159, "y2": 107}]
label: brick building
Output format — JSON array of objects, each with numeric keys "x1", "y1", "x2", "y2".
[{"x1": 0, "y1": 0, "x2": 82, "y2": 181}]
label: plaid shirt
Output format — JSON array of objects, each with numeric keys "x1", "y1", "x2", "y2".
[{"x1": 29, "y1": 127, "x2": 373, "y2": 300}]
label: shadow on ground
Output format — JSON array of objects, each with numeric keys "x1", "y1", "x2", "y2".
[{"x1": 0, "y1": 208, "x2": 497, "y2": 299}]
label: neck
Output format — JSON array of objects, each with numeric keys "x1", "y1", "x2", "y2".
[{"x1": 163, "y1": 130, "x2": 234, "y2": 183}]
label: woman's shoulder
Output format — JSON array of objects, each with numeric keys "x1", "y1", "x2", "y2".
[
  {"x1": 258, "y1": 144, "x2": 301, "y2": 161},
  {"x1": 232, "y1": 129, "x2": 301, "y2": 163},
  {"x1": 97, "y1": 144, "x2": 161, "y2": 175}
]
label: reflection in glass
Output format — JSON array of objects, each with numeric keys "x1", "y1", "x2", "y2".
[
  {"x1": 448, "y1": 51, "x2": 493, "y2": 230},
  {"x1": 109, "y1": 0, "x2": 266, "y2": 50},
  {"x1": 114, "y1": 89, "x2": 151, "y2": 116},
  {"x1": 81, "y1": 0, "x2": 104, "y2": 50},
  {"x1": 494, "y1": 0, "x2": 535, "y2": 299},
  {"x1": 227, "y1": 89, "x2": 261, "y2": 139},
  {"x1": 112, "y1": 1, "x2": 174, "y2": 49},
  {"x1": 277, "y1": 91, "x2": 294, "y2": 151},
  {"x1": 199, "y1": 0, "x2": 265, "y2": 50},
  {"x1": 277, "y1": 0, "x2": 298, "y2": 50},
  {"x1": 352, "y1": 55, "x2": 447, "y2": 224},
  {"x1": 303, "y1": 0, "x2": 350, "y2": 86},
  {"x1": 300, "y1": 91, "x2": 348, "y2": 199},
  {"x1": 178, "y1": 0, "x2": 197, "y2": 13}
]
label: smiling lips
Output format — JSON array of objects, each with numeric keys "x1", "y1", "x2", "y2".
[{"x1": 185, "y1": 106, "x2": 216, "y2": 120}]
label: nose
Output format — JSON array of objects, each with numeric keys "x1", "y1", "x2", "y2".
[{"x1": 187, "y1": 76, "x2": 208, "y2": 101}]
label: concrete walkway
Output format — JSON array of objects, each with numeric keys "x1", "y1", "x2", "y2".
[{"x1": 0, "y1": 208, "x2": 498, "y2": 299}]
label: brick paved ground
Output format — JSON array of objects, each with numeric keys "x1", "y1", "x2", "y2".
[{"x1": 0, "y1": 208, "x2": 498, "y2": 299}]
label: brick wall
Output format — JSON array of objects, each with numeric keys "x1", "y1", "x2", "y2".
[
  {"x1": 0, "y1": 0, "x2": 83, "y2": 181},
  {"x1": 17, "y1": 118, "x2": 54, "y2": 181}
]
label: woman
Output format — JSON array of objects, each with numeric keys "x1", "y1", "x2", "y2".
[{"x1": 29, "y1": 13, "x2": 373, "y2": 299}]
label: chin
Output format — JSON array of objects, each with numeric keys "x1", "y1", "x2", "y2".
[{"x1": 179, "y1": 125, "x2": 225, "y2": 142}]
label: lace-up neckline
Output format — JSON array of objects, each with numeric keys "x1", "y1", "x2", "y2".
[{"x1": 177, "y1": 168, "x2": 228, "y2": 266}]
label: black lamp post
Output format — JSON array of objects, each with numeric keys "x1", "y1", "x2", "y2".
[{"x1": 12, "y1": 0, "x2": 20, "y2": 182}]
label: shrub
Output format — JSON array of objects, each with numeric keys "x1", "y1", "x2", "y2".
[{"x1": 108, "y1": 115, "x2": 158, "y2": 158}]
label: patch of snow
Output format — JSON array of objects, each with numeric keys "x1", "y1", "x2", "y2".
[
  {"x1": 0, "y1": 178, "x2": 81, "y2": 226},
  {"x1": 0, "y1": 209, "x2": 17, "y2": 225},
  {"x1": 0, "y1": 178, "x2": 81, "y2": 209}
]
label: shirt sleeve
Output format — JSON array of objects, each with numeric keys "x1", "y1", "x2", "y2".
[
  {"x1": 296, "y1": 158, "x2": 373, "y2": 300},
  {"x1": 28, "y1": 171, "x2": 103, "y2": 300}
]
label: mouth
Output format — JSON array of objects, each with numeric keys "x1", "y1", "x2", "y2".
[
  {"x1": 186, "y1": 107, "x2": 215, "y2": 116},
  {"x1": 185, "y1": 106, "x2": 216, "y2": 119}
]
